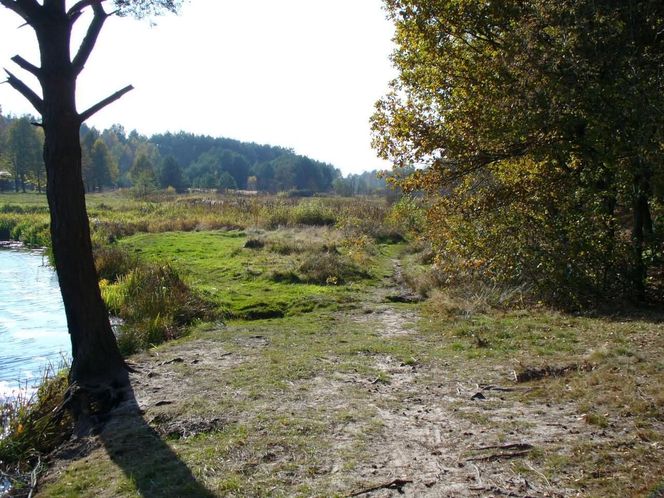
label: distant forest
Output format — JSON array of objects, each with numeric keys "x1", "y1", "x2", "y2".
[{"x1": 0, "y1": 111, "x2": 387, "y2": 196}]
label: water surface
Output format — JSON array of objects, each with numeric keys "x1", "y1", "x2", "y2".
[{"x1": 0, "y1": 248, "x2": 70, "y2": 398}]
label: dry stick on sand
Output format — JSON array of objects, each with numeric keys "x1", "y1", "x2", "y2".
[
  {"x1": 475, "y1": 443, "x2": 534, "y2": 451},
  {"x1": 466, "y1": 450, "x2": 532, "y2": 462},
  {"x1": 347, "y1": 478, "x2": 414, "y2": 497}
]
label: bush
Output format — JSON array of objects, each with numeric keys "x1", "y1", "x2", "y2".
[
  {"x1": 266, "y1": 239, "x2": 307, "y2": 255},
  {"x1": 93, "y1": 245, "x2": 138, "y2": 282},
  {"x1": 388, "y1": 196, "x2": 427, "y2": 236},
  {"x1": 101, "y1": 264, "x2": 216, "y2": 354},
  {"x1": 407, "y1": 158, "x2": 654, "y2": 308},
  {"x1": 262, "y1": 204, "x2": 291, "y2": 229},
  {"x1": 0, "y1": 214, "x2": 50, "y2": 247},
  {"x1": 291, "y1": 201, "x2": 336, "y2": 226},
  {"x1": 244, "y1": 238, "x2": 265, "y2": 249},
  {"x1": 0, "y1": 218, "x2": 11, "y2": 240},
  {"x1": 269, "y1": 270, "x2": 301, "y2": 283},
  {"x1": 298, "y1": 251, "x2": 369, "y2": 285},
  {"x1": 0, "y1": 368, "x2": 71, "y2": 469}
]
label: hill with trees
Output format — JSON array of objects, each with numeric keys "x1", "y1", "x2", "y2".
[{"x1": 0, "y1": 110, "x2": 344, "y2": 195}]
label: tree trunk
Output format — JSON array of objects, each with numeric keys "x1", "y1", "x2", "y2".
[
  {"x1": 34, "y1": 9, "x2": 127, "y2": 388},
  {"x1": 631, "y1": 169, "x2": 653, "y2": 301}
]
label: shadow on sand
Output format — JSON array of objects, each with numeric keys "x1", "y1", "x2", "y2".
[{"x1": 96, "y1": 382, "x2": 215, "y2": 498}]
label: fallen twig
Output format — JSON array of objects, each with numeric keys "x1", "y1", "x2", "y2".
[
  {"x1": 159, "y1": 357, "x2": 184, "y2": 366},
  {"x1": 479, "y1": 384, "x2": 517, "y2": 392},
  {"x1": 475, "y1": 443, "x2": 534, "y2": 451},
  {"x1": 466, "y1": 450, "x2": 532, "y2": 462},
  {"x1": 348, "y1": 478, "x2": 413, "y2": 496},
  {"x1": 27, "y1": 456, "x2": 42, "y2": 498},
  {"x1": 515, "y1": 362, "x2": 595, "y2": 383}
]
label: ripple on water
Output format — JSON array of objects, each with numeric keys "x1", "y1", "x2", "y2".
[{"x1": 0, "y1": 248, "x2": 70, "y2": 397}]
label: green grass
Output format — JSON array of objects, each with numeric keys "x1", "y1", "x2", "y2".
[
  {"x1": 3, "y1": 190, "x2": 662, "y2": 497},
  {"x1": 35, "y1": 300, "x2": 664, "y2": 497},
  {"x1": 116, "y1": 229, "x2": 387, "y2": 320}
]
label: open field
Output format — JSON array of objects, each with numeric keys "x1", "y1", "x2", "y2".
[{"x1": 1, "y1": 192, "x2": 663, "y2": 497}]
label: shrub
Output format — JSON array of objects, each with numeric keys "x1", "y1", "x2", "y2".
[
  {"x1": 267, "y1": 240, "x2": 307, "y2": 255},
  {"x1": 93, "y1": 245, "x2": 138, "y2": 282},
  {"x1": 298, "y1": 251, "x2": 369, "y2": 285},
  {"x1": 388, "y1": 196, "x2": 427, "y2": 236},
  {"x1": 0, "y1": 368, "x2": 71, "y2": 469},
  {"x1": 291, "y1": 201, "x2": 336, "y2": 226},
  {"x1": 244, "y1": 238, "x2": 265, "y2": 249},
  {"x1": 0, "y1": 218, "x2": 11, "y2": 240},
  {"x1": 0, "y1": 214, "x2": 50, "y2": 247},
  {"x1": 391, "y1": 159, "x2": 663, "y2": 307},
  {"x1": 269, "y1": 270, "x2": 301, "y2": 283},
  {"x1": 262, "y1": 204, "x2": 291, "y2": 229},
  {"x1": 101, "y1": 264, "x2": 216, "y2": 354}
]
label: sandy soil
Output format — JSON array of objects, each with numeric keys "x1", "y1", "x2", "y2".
[{"x1": 40, "y1": 261, "x2": 662, "y2": 497}]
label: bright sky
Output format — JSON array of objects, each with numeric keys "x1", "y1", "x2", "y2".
[{"x1": 0, "y1": 0, "x2": 396, "y2": 175}]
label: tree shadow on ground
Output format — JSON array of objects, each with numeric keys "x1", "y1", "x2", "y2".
[
  {"x1": 581, "y1": 304, "x2": 664, "y2": 324},
  {"x1": 97, "y1": 382, "x2": 215, "y2": 498}
]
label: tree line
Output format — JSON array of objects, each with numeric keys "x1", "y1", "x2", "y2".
[
  {"x1": 0, "y1": 110, "x2": 44, "y2": 193},
  {"x1": 1, "y1": 111, "x2": 388, "y2": 196}
]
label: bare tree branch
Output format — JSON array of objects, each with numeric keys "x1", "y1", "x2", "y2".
[
  {"x1": 67, "y1": 0, "x2": 107, "y2": 18},
  {"x1": 79, "y1": 84, "x2": 134, "y2": 123},
  {"x1": 3, "y1": 68, "x2": 44, "y2": 113},
  {"x1": 69, "y1": 10, "x2": 83, "y2": 24},
  {"x1": 72, "y1": 2, "x2": 108, "y2": 74},
  {"x1": 0, "y1": 0, "x2": 35, "y2": 22},
  {"x1": 10, "y1": 54, "x2": 40, "y2": 77}
]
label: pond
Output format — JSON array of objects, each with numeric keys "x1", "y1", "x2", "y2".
[{"x1": 0, "y1": 246, "x2": 70, "y2": 399}]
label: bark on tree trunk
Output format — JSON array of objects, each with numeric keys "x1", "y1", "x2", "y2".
[
  {"x1": 34, "y1": 8, "x2": 127, "y2": 388},
  {"x1": 43, "y1": 117, "x2": 127, "y2": 384}
]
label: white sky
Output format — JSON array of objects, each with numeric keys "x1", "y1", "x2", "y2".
[{"x1": 0, "y1": 0, "x2": 396, "y2": 175}]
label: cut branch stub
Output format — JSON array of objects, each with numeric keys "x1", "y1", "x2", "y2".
[
  {"x1": 78, "y1": 84, "x2": 134, "y2": 123},
  {"x1": 4, "y1": 68, "x2": 43, "y2": 113},
  {"x1": 11, "y1": 54, "x2": 40, "y2": 77}
]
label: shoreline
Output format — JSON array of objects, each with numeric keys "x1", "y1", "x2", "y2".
[{"x1": 0, "y1": 240, "x2": 25, "y2": 250}]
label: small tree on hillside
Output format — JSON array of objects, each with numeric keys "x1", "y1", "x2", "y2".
[
  {"x1": 7, "y1": 116, "x2": 42, "y2": 192},
  {"x1": 159, "y1": 154, "x2": 186, "y2": 192},
  {"x1": 90, "y1": 138, "x2": 117, "y2": 191},
  {"x1": 130, "y1": 153, "x2": 158, "y2": 197}
]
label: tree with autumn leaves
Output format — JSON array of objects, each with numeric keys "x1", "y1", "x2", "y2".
[{"x1": 373, "y1": 0, "x2": 664, "y2": 305}]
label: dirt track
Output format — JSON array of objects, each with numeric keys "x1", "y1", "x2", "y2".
[{"x1": 40, "y1": 261, "x2": 663, "y2": 497}]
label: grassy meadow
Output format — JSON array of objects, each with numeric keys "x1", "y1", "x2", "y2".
[{"x1": 0, "y1": 190, "x2": 662, "y2": 497}]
